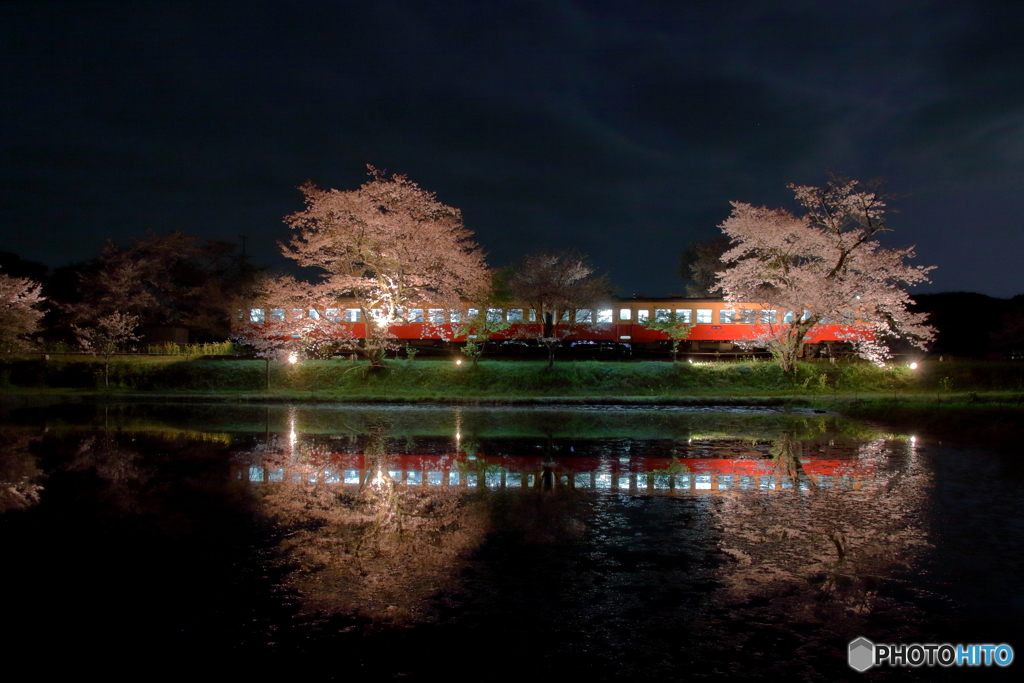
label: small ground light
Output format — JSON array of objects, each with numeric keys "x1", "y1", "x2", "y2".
[
  {"x1": 456, "y1": 359, "x2": 462, "y2": 365},
  {"x1": 288, "y1": 352, "x2": 298, "y2": 364},
  {"x1": 909, "y1": 362, "x2": 918, "y2": 369}
]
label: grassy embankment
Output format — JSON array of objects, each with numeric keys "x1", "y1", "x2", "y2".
[
  {"x1": 3, "y1": 355, "x2": 1022, "y2": 447},
  {"x1": 2, "y1": 354, "x2": 1023, "y2": 400}
]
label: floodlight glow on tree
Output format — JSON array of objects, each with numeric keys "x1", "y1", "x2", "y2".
[
  {"x1": 715, "y1": 175, "x2": 935, "y2": 373},
  {"x1": 283, "y1": 166, "x2": 490, "y2": 368}
]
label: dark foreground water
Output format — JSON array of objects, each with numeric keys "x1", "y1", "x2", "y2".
[{"x1": 1, "y1": 402, "x2": 1020, "y2": 681}]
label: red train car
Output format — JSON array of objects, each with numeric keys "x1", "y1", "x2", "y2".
[{"x1": 241, "y1": 297, "x2": 871, "y2": 358}]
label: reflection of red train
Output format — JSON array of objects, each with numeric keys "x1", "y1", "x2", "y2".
[
  {"x1": 237, "y1": 451, "x2": 871, "y2": 494},
  {"x1": 243, "y1": 297, "x2": 871, "y2": 357}
]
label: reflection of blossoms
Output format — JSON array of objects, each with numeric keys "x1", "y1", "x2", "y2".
[
  {"x1": 0, "y1": 431, "x2": 44, "y2": 513},
  {"x1": 246, "y1": 431, "x2": 488, "y2": 623},
  {"x1": 714, "y1": 436, "x2": 930, "y2": 620}
]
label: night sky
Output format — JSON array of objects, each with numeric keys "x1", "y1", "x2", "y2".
[{"x1": 3, "y1": 1, "x2": 1023, "y2": 298}]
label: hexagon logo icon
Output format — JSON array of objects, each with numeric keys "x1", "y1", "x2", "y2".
[{"x1": 848, "y1": 637, "x2": 875, "y2": 672}]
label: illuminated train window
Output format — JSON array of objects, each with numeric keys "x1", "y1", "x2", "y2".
[
  {"x1": 449, "y1": 309, "x2": 462, "y2": 323},
  {"x1": 507, "y1": 309, "x2": 524, "y2": 322},
  {"x1": 597, "y1": 309, "x2": 613, "y2": 323},
  {"x1": 409, "y1": 309, "x2": 424, "y2": 323},
  {"x1": 719, "y1": 310, "x2": 736, "y2": 324},
  {"x1": 344, "y1": 309, "x2": 361, "y2": 322},
  {"x1": 486, "y1": 308, "x2": 503, "y2": 322},
  {"x1": 326, "y1": 308, "x2": 341, "y2": 322},
  {"x1": 676, "y1": 309, "x2": 693, "y2": 323},
  {"x1": 270, "y1": 309, "x2": 285, "y2": 322},
  {"x1": 619, "y1": 308, "x2": 632, "y2": 321},
  {"x1": 250, "y1": 308, "x2": 265, "y2": 323},
  {"x1": 637, "y1": 309, "x2": 649, "y2": 322},
  {"x1": 428, "y1": 309, "x2": 445, "y2": 323},
  {"x1": 575, "y1": 309, "x2": 593, "y2": 323},
  {"x1": 696, "y1": 309, "x2": 712, "y2": 324},
  {"x1": 761, "y1": 310, "x2": 778, "y2": 324}
]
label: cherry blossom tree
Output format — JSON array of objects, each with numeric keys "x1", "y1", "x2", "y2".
[
  {"x1": 716, "y1": 175, "x2": 935, "y2": 372},
  {"x1": 508, "y1": 250, "x2": 611, "y2": 368},
  {"x1": 74, "y1": 311, "x2": 140, "y2": 386},
  {"x1": 0, "y1": 270, "x2": 45, "y2": 354},
  {"x1": 232, "y1": 274, "x2": 356, "y2": 388},
  {"x1": 283, "y1": 167, "x2": 490, "y2": 367}
]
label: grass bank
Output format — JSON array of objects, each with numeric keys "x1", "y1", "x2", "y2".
[{"x1": 2, "y1": 356, "x2": 1024, "y2": 401}]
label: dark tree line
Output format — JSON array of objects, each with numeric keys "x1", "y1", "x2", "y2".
[{"x1": 3, "y1": 233, "x2": 262, "y2": 347}]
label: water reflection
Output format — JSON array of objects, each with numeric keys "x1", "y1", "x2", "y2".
[
  {"x1": 714, "y1": 435, "x2": 929, "y2": 624},
  {"x1": 225, "y1": 407, "x2": 927, "y2": 629},
  {"x1": 241, "y1": 420, "x2": 489, "y2": 622},
  {"x1": 0, "y1": 429, "x2": 44, "y2": 513},
  {"x1": 1, "y1": 402, "x2": 968, "y2": 677}
]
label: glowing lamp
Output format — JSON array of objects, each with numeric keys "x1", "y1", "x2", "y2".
[
  {"x1": 909, "y1": 362, "x2": 918, "y2": 370},
  {"x1": 288, "y1": 352, "x2": 298, "y2": 364}
]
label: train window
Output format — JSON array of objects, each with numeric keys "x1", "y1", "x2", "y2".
[
  {"x1": 410, "y1": 309, "x2": 424, "y2": 323},
  {"x1": 270, "y1": 309, "x2": 285, "y2": 322},
  {"x1": 528, "y1": 309, "x2": 537, "y2": 322},
  {"x1": 507, "y1": 309, "x2": 524, "y2": 322},
  {"x1": 468, "y1": 308, "x2": 480, "y2": 320},
  {"x1": 597, "y1": 309, "x2": 613, "y2": 323},
  {"x1": 486, "y1": 308, "x2": 504, "y2": 322},
  {"x1": 802, "y1": 310, "x2": 811, "y2": 321},
  {"x1": 696, "y1": 309, "x2": 712, "y2": 324},
  {"x1": 428, "y1": 309, "x2": 445, "y2": 323},
  {"x1": 308, "y1": 309, "x2": 320, "y2": 320},
  {"x1": 619, "y1": 308, "x2": 632, "y2": 321},
  {"x1": 561, "y1": 310, "x2": 570, "y2": 322},
  {"x1": 326, "y1": 308, "x2": 341, "y2": 322},
  {"x1": 654, "y1": 309, "x2": 670, "y2": 322},
  {"x1": 449, "y1": 309, "x2": 462, "y2": 323},
  {"x1": 676, "y1": 309, "x2": 693, "y2": 323},
  {"x1": 637, "y1": 309, "x2": 649, "y2": 323},
  {"x1": 250, "y1": 308, "x2": 265, "y2": 323},
  {"x1": 575, "y1": 309, "x2": 593, "y2": 323},
  {"x1": 741, "y1": 309, "x2": 757, "y2": 324},
  {"x1": 719, "y1": 310, "x2": 736, "y2": 324},
  {"x1": 291, "y1": 308, "x2": 305, "y2": 320},
  {"x1": 344, "y1": 309, "x2": 361, "y2": 323},
  {"x1": 760, "y1": 310, "x2": 777, "y2": 324}
]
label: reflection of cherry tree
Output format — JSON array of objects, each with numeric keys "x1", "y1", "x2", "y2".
[
  {"x1": 714, "y1": 436, "x2": 930, "y2": 621},
  {"x1": 248, "y1": 427, "x2": 488, "y2": 622},
  {"x1": 0, "y1": 430, "x2": 44, "y2": 513}
]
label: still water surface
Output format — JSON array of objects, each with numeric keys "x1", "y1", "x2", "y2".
[{"x1": 1, "y1": 402, "x2": 1020, "y2": 680}]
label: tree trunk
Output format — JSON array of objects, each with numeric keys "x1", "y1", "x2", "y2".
[{"x1": 773, "y1": 321, "x2": 816, "y2": 373}]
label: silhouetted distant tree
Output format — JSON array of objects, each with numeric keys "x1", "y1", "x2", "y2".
[
  {"x1": 679, "y1": 236, "x2": 731, "y2": 297},
  {"x1": 509, "y1": 250, "x2": 612, "y2": 368}
]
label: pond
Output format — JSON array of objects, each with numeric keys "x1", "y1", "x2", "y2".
[{"x1": 1, "y1": 401, "x2": 1020, "y2": 680}]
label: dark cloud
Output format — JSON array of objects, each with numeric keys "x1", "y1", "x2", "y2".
[{"x1": 2, "y1": 0, "x2": 1023, "y2": 297}]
